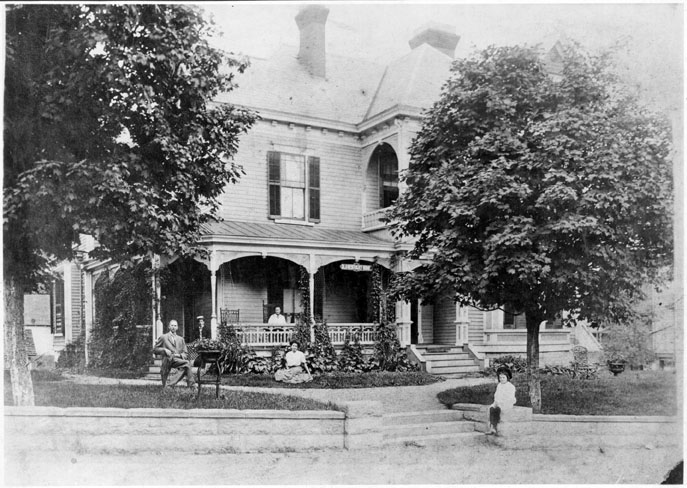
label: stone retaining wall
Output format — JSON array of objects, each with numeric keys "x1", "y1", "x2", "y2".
[
  {"x1": 451, "y1": 403, "x2": 681, "y2": 449},
  {"x1": 5, "y1": 406, "x2": 347, "y2": 454}
]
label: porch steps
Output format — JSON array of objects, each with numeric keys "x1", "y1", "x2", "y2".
[
  {"x1": 415, "y1": 346, "x2": 481, "y2": 376},
  {"x1": 380, "y1": 410, "x2": 482, "y2": 446}
]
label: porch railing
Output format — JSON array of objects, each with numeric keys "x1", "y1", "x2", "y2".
[
  {"x1": 362, "y1": 208, "x2": 389, "y2": 231},
  {"x1": 229, "y1": 323, "x2": 377, "y2": 347},
  {"x1": 483, "y1": 329, "x2": 572, "y2": 344}
]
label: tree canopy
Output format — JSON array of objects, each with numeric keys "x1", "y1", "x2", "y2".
[
  {"x1": 388, "y1": 43, "x2": 673, "y2": 410},
  {"x1": 3, "y1": 4, "x2": 255, "y2": 405},
  {"x1": 4, "y1": 4, "x2": 256, "y2": 289},
  {"x1": 390, "y1": 43, "x2": 672, "y2": 324}
]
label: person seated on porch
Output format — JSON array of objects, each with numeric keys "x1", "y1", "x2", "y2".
[
  {"x1": 154, "y1": 320, "x2": 195, "y2": 388},
  {"x1": 268, "y1": 306, "x2": 287, "y2": 325},
  {"x1": 274, "y1": 341, "x2": 312, "y2": 384},
  {"x1": 486, "y1": 366, "x2": 516, "y2": 435}
]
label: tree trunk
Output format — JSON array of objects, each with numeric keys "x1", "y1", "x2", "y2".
[
  {"x1": 525, "y1": 313, "x2": 542, "y2": 413},
  {"x1": 4, "y1": 277, "x2": 35, "y2": 406}
]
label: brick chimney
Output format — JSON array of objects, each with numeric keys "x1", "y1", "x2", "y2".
[
  {"x1": 409, "y1": 22, "x2": 460, "y2": 58},
  {"x1": 295, "y1": 5, "x2": 329, "y2": 77}
]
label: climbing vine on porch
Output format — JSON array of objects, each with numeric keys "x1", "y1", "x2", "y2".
[
  {"x1": 369, "y1": 260, "x2": 416, "y2": 372},
  {"x1": 87, "y1": 262, "x2": 152, "y2": 371}
]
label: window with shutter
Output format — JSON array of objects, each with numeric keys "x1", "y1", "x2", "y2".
[
  {"x1": 267, "y1": 151, "x2": 320, "y2": 222},
  {"x1": 268, "y1": 151, "x2": 281, "y2": 216},
  {"x1": 308, "y1": 156, "x2": 320, "y2": 221}
]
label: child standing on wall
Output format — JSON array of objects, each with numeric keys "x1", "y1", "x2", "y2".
[{"x1": 486, "y1": 366, "x2": 516, "y2": 435}]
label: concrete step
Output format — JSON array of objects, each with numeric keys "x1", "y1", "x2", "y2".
[
  {"x1": 382, "y1": 409, "x2": 463, "y2": 425},
  {"x1": 380, "y1": 420, "x2": 476, "y2": 438},
  {"x1": 429, "y1": 365, "x2": 481, "y2": 374},
  {"x1": 416, "y1": 346, "x2": 463, "y2": 354},
  {"x1": 424, "y1": 358, "x2": 476, "y2": 367},
  {"x1": 381, "y1": 431, "x2": 485, "y2": 447},
  {"x1": 422, "y1": 353, "x2": 473, "y2": 360}
]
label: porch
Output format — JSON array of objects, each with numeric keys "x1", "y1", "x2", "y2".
[{"x1": 224, "y1": 322, "x2": 377, "y2": 348}]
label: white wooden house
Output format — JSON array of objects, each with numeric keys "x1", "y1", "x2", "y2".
[{"x1": 70, "y1": 6, "x2": 593, "y2": 373}]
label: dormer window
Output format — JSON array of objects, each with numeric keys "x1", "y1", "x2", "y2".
[{"x1": 268, "y1": 151, "x2": 320, "y2": 221}]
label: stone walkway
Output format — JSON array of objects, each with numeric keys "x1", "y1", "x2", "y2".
[
  {"x1": 66, "y1": 373, "x2": 493, "y2": 412},
  {"x1": 224, "y1": 377, "x2": 492, "y2": 412}
]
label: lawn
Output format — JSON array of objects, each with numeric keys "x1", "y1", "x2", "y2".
[
  {"x1": 220, "y1": 371, "x2": 441, "y2": 389},
  {"x1": 4, "y1": 372, "x2": 341, "y2": 411},
  {"x1": 437, "y1": 370, "x2": 678, "y2": 416}
]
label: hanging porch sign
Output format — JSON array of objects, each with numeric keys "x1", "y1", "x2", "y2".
[{"x1": 340, "y1": 263, "x2": 371, "y2": 272}]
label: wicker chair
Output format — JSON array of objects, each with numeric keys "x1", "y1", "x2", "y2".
[{"x1": 220, "y1": 309, "x2": 240, "y2": 325}]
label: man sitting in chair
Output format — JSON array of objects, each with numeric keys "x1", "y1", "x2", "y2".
[
  {"x1": 154, "y1": 320, "x2": 195, "y2": 388},
  {"x1": 268, "y1": 306, "x2": 287, "y2": 325}
]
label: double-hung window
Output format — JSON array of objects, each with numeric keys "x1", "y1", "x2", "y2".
[
  {"x1": 268, "y1": 151, "x2": 320, "y2": 221},
  {"x1": 379, "y1": 152, "x2": 399, "y2": 208}
]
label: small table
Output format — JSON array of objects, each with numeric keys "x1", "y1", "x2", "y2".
[{"x1": 196, "y1": 350, "x2": 222, "y2": 399}]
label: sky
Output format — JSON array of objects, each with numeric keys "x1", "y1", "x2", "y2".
[{"x1": 202, "y1": 1, "x2": 683, "y2": 112}]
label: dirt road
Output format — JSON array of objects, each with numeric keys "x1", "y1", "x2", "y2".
[{"x1": 6, "y1": 441, "x2": 681, "y2": 485}]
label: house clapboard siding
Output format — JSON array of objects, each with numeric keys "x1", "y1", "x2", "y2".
[
  {"x1": 420, "y1": 304, "x2": 434, "y2": 344},
  {"x1": 433, "y1": 294, "x2": 456, "y2": 345},
  {"x1": 218, "y1": 122, "x2": 363, "y2": 230},
  {"x1": 468, "y1": 307, "x2": 484, "y2": 345},
  {"x1": 70, "y1": 263, "x2": 82, "y2": 339}
]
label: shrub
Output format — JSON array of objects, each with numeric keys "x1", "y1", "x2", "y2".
[
  {"x1": 307, "y1": 320, "x2": 338, "y2": 374},
  {"x1": 372, "y1": 320, "x2": 417, "y2": 372},
  {"x1": 485, "y1": 355, "x2": 527, "y2": 375},
  {"x1": 338, "y1": 332, "x2": 368, "y2": 373},
  {"x1": 600, "y1": 319, "x2": 654, "y2": 367},
  {"x1": 56, "y1": 335, "x2": 86, "y2": 371}
]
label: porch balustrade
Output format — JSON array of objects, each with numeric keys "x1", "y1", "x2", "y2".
[
  {"x1": 362, "y1": 208, "x2": 389, "y2": 231},
  {"x1": 229, "y1": 323, "x2": 377, "y2": 347},
  {"x1": 483, "y1": 329, "x2": 572, "y2": 344}
]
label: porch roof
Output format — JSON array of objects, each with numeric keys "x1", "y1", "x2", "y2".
[{"x1": 200, "y1": 221, "x2": 397, "y2": 250}]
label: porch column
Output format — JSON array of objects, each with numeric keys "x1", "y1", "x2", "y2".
[
  {"x1": 83, "y1": 270, "x2": 93, "y2": 364},
  {"x1": 308, "y1": 254, "x2": 316, "y2": 343},
  {"x1": 151, "y1": 254, "x2": 163, "y2": 344},
  {"x1": 455, "y1": 304, "x2": 469, "y2": 346},
  {"x1": 209, "y1": 249, "x2": 219, "y2": 339},
  {"x1": 417, "y1": 299, "x2": 424, "y2": 344},
  {"x1": 395, "y1": 300, "x2": 411, "y2": 347}
]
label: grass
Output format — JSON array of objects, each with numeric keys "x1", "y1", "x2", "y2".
[
  {"x1": 4, "y1": 372, "x2": 341, "y2": 411},
  {"x1": 437, "y1": 370, "x2": 678, "y2": 416},
  {"x1": 220, "y1": 371, "x2": 441, "y2": 389}
]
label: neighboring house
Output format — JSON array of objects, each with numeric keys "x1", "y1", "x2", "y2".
[{"x1": 73, "y1": 6, "x2": 590, "y2": 371}]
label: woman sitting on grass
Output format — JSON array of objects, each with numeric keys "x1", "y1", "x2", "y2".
[
  {"x1": 486, "y1": 366, "x2": 516, "y2": 435},
  {"x1": 274, "y1": 341, "x2": 313, "y2": 384}
]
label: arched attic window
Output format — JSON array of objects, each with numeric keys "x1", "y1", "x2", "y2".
[{"x1": 371, "y1": 143, "x2": 399, "y2": 208}]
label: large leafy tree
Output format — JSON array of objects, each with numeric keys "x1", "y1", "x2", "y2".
[
  {"x1": 389, "y1": 44, "x2": 672, "y2": 411},
  {"x1": 4, "y1": 5, "x2": 255, "y2": 405}
]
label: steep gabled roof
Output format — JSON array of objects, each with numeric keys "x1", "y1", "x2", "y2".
[
  {"x1": 217, "y1": 42, "x2": 453, "y2": 126},
  {"x1": 216, "y1": 45, "x2": 385, "y2": 125},
  {"x1": 365, "y1": 43, "x2": 453, "y2": 121}
]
